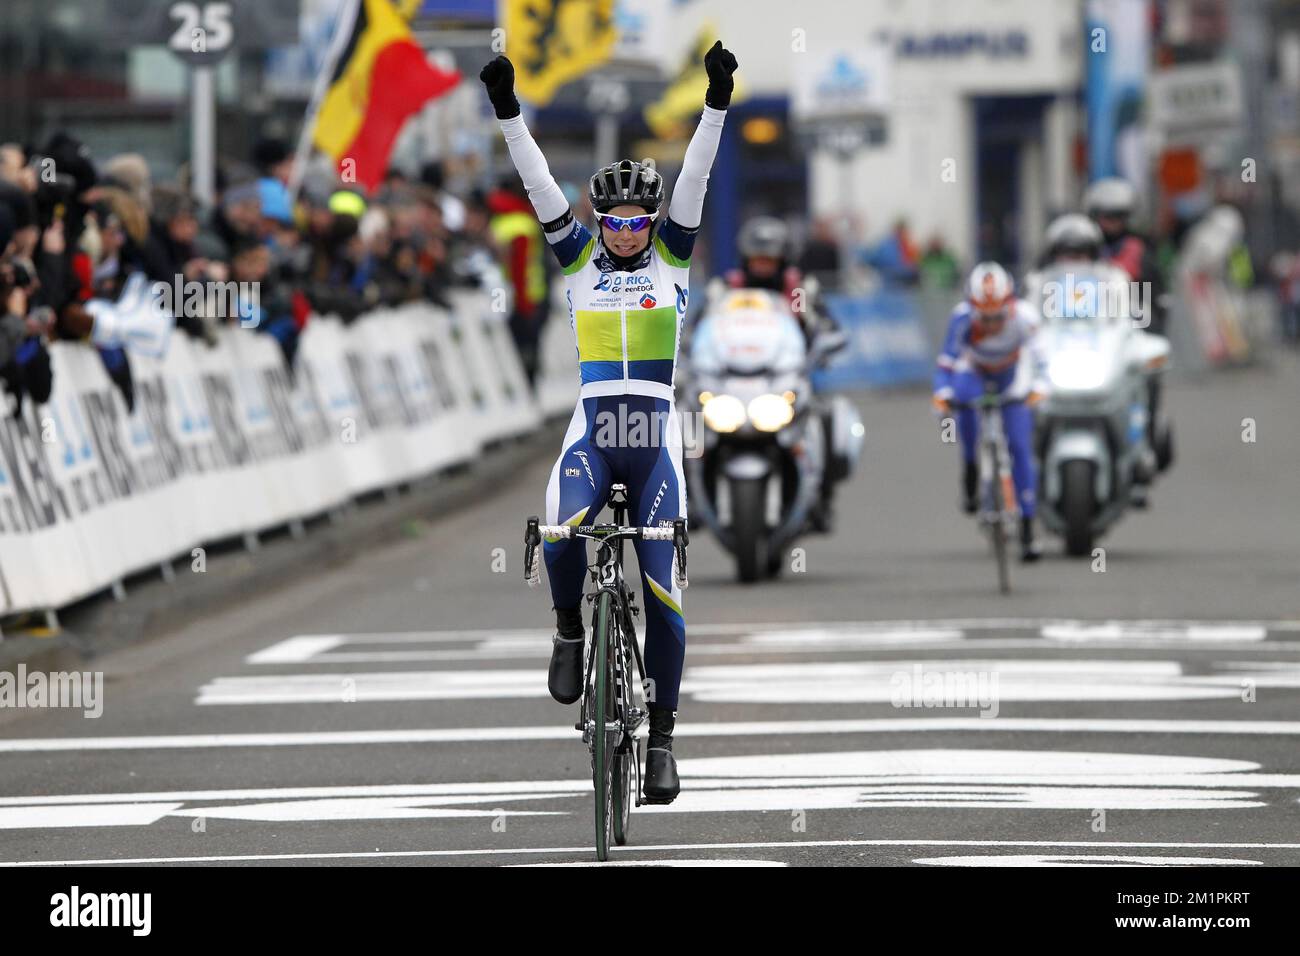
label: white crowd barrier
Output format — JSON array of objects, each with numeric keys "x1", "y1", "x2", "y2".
[
  {"x1": 536, "y1": 287, "x2": 581, "y2": 418},
  {"x1": 0, "y1": 295, "x2": 573, "y2": 617}
]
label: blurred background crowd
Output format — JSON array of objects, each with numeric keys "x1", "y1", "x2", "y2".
[{"x1": 0, "y1": 128, "x2": 570, "y2": 411}]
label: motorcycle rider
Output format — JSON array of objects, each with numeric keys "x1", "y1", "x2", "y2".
[
  {"x1": 932, "y1": 262, "x2": 1048, "y2": 562},
  {"x1": 481, "y1": 40, "x2": 738, "y2": 804},
  {"x1": 1084, "y1": 178, "x2": 1166, "y2": 333},
  {"x1": 1023, "y1": 214, "x2": 1134, "y2": 326},
  {"x1": 724, "y1": 216, "x2": 839, "y2": 346},
  {"x1": 721, "y1": 215, "x2": 843, "y2": 530},
  {"x1": 1026, "y1": 213, "x2": 1161, "y2": 500},
  {"x1": 1084, "y1": 178, "x2": 1170, "y2": 468}
]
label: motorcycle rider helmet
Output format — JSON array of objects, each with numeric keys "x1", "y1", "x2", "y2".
[
  {"x1": 738, "y1": 216, "x2": 790, "y2": 260},
  {"x1": 1045, "y1": 213, "x2": 1103, "y2": 261},
  {"x1": 589, "y1": 157, "x2": 664, "y2": 215},
  {"x1": 967, "y1": 261, "x2": 1014, "y2": 318},
  {"x1": 1084, "y1": 178, "x2": 1137, "y2": 220}
]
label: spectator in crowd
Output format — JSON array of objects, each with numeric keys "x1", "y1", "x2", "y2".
[
  {"x1": 421, "y1": 159, "x2": 467, "y2": 234},
  {"x1": 864, "y1": 218, "x2": 920, "y2": 286},
  {"x1": 799, "y1": 215, "x2": 842, "y2": 285},
  {"x1": 199, "y1": 179, "x2": 262, "y2": 264},
  {"x1": 918, "y1": 235, "x2": 960, "y2": 291},
  {"x1": 487, "y1": 175, "x2": 548, "y2": 385},
  {"x1": 102, "y1": 153, "x2": 152, "y2": 212},
  {"x1": 147, "y1": 185, "x2": 217, "y2": 344},
  {"x1": 0, "y1": 199, "x2": 54, "y2": 413},
  {"x1": 253, "y1": 137, "x2": 295, "y2": 187}
]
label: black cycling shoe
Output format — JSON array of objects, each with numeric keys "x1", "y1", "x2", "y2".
[
  {"x1": 642, "y1": 706, "x2": 680, "y2": 804},
  {"x1": 1020, "y1": 517, "x2": 1042, "y2": 563},
  {"x1": 547, "y1": 608, "x2": 585, "y2": 705},
  {"x1": 961, "y1": 461, "x2": 978, "y2": 514}
]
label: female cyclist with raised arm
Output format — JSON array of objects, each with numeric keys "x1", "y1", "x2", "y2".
[{"x1": 480, "y1": 41, "x2": 737, "y2": 803}]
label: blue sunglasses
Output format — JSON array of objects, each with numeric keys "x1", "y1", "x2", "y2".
[{"x1": 595, "y1": 211, "x2": 658, "y2": 233}]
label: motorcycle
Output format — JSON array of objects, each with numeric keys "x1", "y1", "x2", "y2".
[
  {"x1": 1030, "y1": 265, "x2": 1171, "y2": 556},
  {"x1": 680, "y1": 287, "x2": 862, "y2": 582}
]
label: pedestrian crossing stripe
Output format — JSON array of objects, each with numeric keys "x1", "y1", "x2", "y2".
[
  {"x1": 1, "y1": 750, "x2": 1297, "y2": 831},
  {"x1": 244, "y1": 620, "x2": 1298, "y2": 665}
]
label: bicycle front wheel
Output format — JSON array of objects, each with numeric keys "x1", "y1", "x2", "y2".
[
  {"x1": 992, "y1": 516, "x2": 1010, "y2": 594},
  {"x1": 984, "y1": 445, "x2": 1011, "y2": 596},
  {"x1": 592, "y1": 590, "x2": 618, "y2": 861},
  {"x1": 611, "y1": 632, "x2": 634, "y2": 846}
]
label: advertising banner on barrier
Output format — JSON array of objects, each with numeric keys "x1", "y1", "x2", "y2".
[
  {"x1": 813, "y1": 291, "x2": 933, "y2": 390},
  {"x1": 445, "y1": 290, "x2": 543, "y2": 442},
  {"x1": 536, "y1": 301, "x2": 580, "y2": 417},
  {"x1": 0, "y1": 294, "x2": 549, "y2": 616}
]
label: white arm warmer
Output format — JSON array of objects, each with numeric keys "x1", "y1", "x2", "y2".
[
  {"x1": 498, "y1": 115, "x2": 570, "y2": 224},
  {"x1": 668, "y1": 106, "x2": 726, "y2": 229}
]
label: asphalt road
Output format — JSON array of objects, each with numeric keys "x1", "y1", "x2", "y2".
[{"x1": 1, "y1": 352, "x2": 1299, "y2": 867}]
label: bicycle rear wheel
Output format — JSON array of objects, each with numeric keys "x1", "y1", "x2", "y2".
[{"x1": 592, "y1": 591, "x2": 618, "y2": 861}]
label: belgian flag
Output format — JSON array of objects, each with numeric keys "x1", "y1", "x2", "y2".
[{"x1": 312, "y1": 0, "x2": 461, "y2": 192}]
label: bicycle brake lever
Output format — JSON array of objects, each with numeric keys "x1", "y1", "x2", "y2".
[
  {"x1": 524, "y1": 517, "x2": 541, "y2": 588},
  {"x1": 672, "y1": 518, "x2": 689, "y2": 590}
]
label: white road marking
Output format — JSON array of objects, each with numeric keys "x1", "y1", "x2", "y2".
[
  {"x1": 511, "y1": 859, "x2": 788, "y2": 867},
  {"x1": 0, "y1": 780, "x2": 591, "y2": 807},
  {"x1": 306, "y1": 631, "x2": 971, "y2": 663},
  {"x1": 198, "y1": 659, "x2": 1300, "y2": 706},
  {"x1": 2, "y1": 750, "x2": 1297, "y2": 829},
  {"x1": 195, "y1": 670, "x2": 542, "y2": 704},
  {"x1": 685, "y1": 659, "x2": 1300, "y2": 705},
  {"x1": 10, "y1": 717, "x2": 1300, "y2": 753},
  {"x1": 5, "y1": 838, "x2": 1299, "y2": 867},
  {"x1": 739, "y1": 628, "x2": 964, "y2": 646},
  {"x1": 254, "y1": 637, "x2": 1300, "y2": 664},
  {"x1": 0, "y1": 804, "x2": 182, "y2": 830},
  {"x1": 243, "y1": 620, "x2": 1300, "y2": 664},
  {"x1": 913, "y1": 855, "x2": 1262, "y2": 867},
  {"x1": 245, "y1": 636, "x2": 345, "y2": 664},
  {"x1": 167, "y1": 796, "x2": 568, "y2": 823},
  {"x1": 1042, "y1": 623, "x2": 1267, "y2": 642},
  {"x1": 642, "y1": 784, "x2": 1263, "y2": 811}
]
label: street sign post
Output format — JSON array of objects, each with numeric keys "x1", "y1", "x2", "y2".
[
  {"x1": 791, "y1": 44, "x2": 893, "y2": 290},
  {"x1": 102, "y1": 0, "x2": 300, "y2": 207}
]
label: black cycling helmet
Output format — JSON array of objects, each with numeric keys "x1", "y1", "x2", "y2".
[{"x1": 589, "y1": 158, "x2": 664, "y2": 214}]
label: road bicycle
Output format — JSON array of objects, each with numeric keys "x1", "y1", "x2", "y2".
[
  {"x1": 524, "y1": 484, "x2": 688, "y2": 861},
  {"x1": 949, "y1": 385, "x2": 1022, "y2": 595}
]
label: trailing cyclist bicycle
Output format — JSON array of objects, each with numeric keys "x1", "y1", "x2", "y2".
[
  {"x1": 931, "y1": 262, "x2": 1048, "y2": 563},
  {"x1": 481, "y1": 39, "x2": 738, "y2": 803}
]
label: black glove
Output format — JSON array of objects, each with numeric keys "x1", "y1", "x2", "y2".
[
  {"x1": 479, "y1": 55, "x2": 521, "y2": 120},
  {"x1": 703, "y1": 40, "x2": 738, "y2": 110}
]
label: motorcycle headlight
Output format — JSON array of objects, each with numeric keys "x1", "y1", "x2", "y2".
[
  {"x1": 748, "y1": 392, "x2": 795, "y2": 432},
  {"x1": 1048, "y1": 351, "x2": 1108, "y2": 391},
  {"x1": 701, "y1": 393, "x2": 747, "y2": 433}
]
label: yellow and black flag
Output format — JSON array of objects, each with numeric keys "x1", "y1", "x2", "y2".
[
  {"x1": 645, "y1": 23, "x2": 745, "y2": 139},
  {"x1": 502, "y1": 0, "x2": 618, "y2": 106},
  {"x1": 312, "y1": 0, "x2": 461, "y2": 192}
]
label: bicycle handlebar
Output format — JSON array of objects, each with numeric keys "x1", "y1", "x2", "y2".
[
  {"x1": 534, "y1": 525, "x2": 676, "y2": 541},
  {"x1": 523, "y1": 517, "x2": 688, "y2": 590},
  {"x1": 946, "y1": 394, "x2": 1024, "y2": 411}
]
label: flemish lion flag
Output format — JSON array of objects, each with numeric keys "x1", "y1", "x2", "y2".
[
  {"x1": 313, "y1": 0, "x2": 461, "y2": 192},
  {"x1": 503, "y1": 0, "x2": 618, "y2": 107}
]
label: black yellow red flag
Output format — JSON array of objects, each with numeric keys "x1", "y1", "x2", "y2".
[{"x1": 312, "y1": 0, "x2": 461, "y2": 192}]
